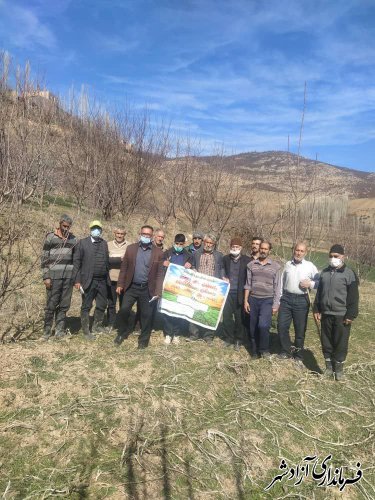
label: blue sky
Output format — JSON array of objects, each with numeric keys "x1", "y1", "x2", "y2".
[{"x1": 1, "y1": 0, "x2": 375, "y2": 172}]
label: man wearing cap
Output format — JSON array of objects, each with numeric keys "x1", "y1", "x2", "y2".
[
  {"x1": 222, "y1": 237, "x2": 251, "y2": 350},
  {"x1": 278, "y1": 242, "x2": 319, "y2": 366},
  {"x1": 107, "y1": 227, "x2": 128, "y2": 328},
  {"x1": 41, "y1": 214, "x2": 77, "y2": 340},
  {"x1": 313, "y1": 244, "x2": 359, "y2": 381},
  {"x1": 186, "y1": 232, "x2": 203, "y2": 255},
  {"x1": 72, "y1": 220, "x2": 111, "y2": 340},
  {"x1": 114, "y1": 225, "x2": 164, "y2": 349}
]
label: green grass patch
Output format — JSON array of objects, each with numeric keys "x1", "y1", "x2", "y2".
[{"x1": 192, "y1": 306, "x2": 220, "y2": 327}]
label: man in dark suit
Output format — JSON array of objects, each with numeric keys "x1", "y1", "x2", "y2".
[
  {"x1": 114, "y1": 225, "x2": 164, "y2": 349},
  {"x1": 222, "y1": 237, "x2": 251, "y2": 350},
  {"x1": 72, "y1": 220, "x2": 111, "y2": 340}
]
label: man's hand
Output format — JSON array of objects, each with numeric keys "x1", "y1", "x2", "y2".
[
  {"x1": 184, "y1": 262, "x2": 192, "y2": 269},
  {"x1": 163, "y1": 260, "x2": 170, "y2": 267},
  {"x1": 314, "y1": 312, "x2": 321, "y2": 322},
  {"x1": 244, "y1": 302, "x2": 250, "y2": 314},
  {"x1": 116, "y1": 287, "x2": 124, "y2": 295},
  {"x1": 222, "y1": 277, "x2": 229, "y2": 283},
  {"x1": 299, "y1": 279, "x2": 312, "y2": 289},
  {"x1": 272, "y1": 306, "x2": 279, "y2": 315},
  {"x1": 74, "y1": 282, "x2": 81, "y2": 290},
  {"x1": 44, "y1": 278, "x2": 52, "y2": 290},
  {"x1": 343, "y1": 318, "x2": 353, "y2": 325}
]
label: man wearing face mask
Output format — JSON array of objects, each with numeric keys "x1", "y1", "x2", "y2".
[
  {"x1": 277, "y1": 242, "x2": 319, "y2": 366},
  {"x1": 222, "y1": 238, "x2": 251, "y2": 350},
  {"x1": 313, "y1": 244, "x2": 359, "y2": 381},
  {"x1": 114, "y1": 225, "x2": 164, "y2": 349},
  {"x1": 187, "y1": 233, "x2": 225, "y2": 344},
  {"x1": 244, "y1": 240, "x2": 282, "y2": 358},
  {"x1": 72, "y1": 220, "x2": 111, "y2": 340},
  {"x1": 162, "y1": 233, "x2": 191, "y2": 344},
  {"x1": 41, "y1": 214, "x2": 77, "y2": 340}
]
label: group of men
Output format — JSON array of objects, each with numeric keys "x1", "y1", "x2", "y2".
[{"x1": 41, "y1": 214, "x2": 359, "y2": 381}]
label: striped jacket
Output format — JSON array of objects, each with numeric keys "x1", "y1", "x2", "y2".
[{"x1": 41, "y1": 231, "x2": 77, "y2": 280}]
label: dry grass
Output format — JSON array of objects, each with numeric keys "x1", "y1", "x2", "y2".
[
  {"x1": 0, "y1": 284, "x2": 374, "y2": 499},
  {"x1": 1, "y1": 203, "x2": 374, "y2": 499}
]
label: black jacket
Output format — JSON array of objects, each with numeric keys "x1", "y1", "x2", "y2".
[
  {"x1": 223, "y1": 254, "x2": 251, "y2": 306},
  {"x1": 72, "y1": 236, "x2": 110, "y2": 289}
]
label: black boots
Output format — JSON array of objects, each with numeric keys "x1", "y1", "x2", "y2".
[
  {"x1": 54, "y1": 316, "x2": 66, "y2": 339},
  {"x1": 92, "y1": 310, "x2": 111, "y2": 334},
  {"x1": 323, "y1": 359, "x2": 345, "y2": 381},
  {"x1": 81, "y1": 313, "x2": 96, "y2": 341},
  {"x1": 323, "y1": 359, "x2": 334, "y2": 377},
  {"x1": 43, "y1": 326, "x2": 52, "y2": 341},
  {"x1": 335, "y1": 361, "x2": 345, "y2": 381}
]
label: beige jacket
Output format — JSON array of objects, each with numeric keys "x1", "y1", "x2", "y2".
[{"x1": 108, "y1": 240, "x2": 128, "y2": 282}]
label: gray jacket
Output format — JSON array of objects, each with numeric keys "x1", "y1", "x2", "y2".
[{"x1": 313, "y1": 264, "x2": 359, "y2": 320}]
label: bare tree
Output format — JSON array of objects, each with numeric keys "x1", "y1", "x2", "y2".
[
  {"x1": 204, "y1": 152, "x2": 245, "y2": 241},
  {"x1": 0, "y1": 56, "x2": 60, "y2": 206}
]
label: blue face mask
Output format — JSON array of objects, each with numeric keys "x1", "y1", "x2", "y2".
[
  {"x1": 140, "y1": 235, "x2": 151, "y2": 245},
  {"x1": 91, "y1": 228, "x2": 101, "y2": 238},
  {"x1": 174, "y1": 245, "x2": 184, "y2": 253}
]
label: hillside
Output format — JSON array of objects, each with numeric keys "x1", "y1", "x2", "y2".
[{"x1": 189, "y1": 151, "x2": 375, "y2": 198}]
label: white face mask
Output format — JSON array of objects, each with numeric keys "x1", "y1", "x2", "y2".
[
  {"x1": 230, "y1": 249, "x2": 241, "y2": 257},
  {"x1": 91, "y1": 228, "x2": 102, "y2": 239},
  {"x1": 329, "y1": 257, "x2": 342, "y2": 268}
]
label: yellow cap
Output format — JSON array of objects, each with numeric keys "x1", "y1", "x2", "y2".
[{"x1": 89, "y1": 220, "x2": 103, "y2": 229}]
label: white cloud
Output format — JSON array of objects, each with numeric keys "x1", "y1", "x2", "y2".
[{"x1": 0, "y1": 3, "x2": 56, "y2": 50}]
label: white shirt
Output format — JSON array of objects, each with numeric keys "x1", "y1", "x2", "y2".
[{"x1": 281, "y1": 259, "x2": 319, "y2": 295}]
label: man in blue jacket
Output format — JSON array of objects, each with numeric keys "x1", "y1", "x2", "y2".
[
  {"x1": 162, "y1": 233, "x2": 191, "y2": 344},
  {"x1": 313, "y1": 244, "x2": 359, "y2": 381}
]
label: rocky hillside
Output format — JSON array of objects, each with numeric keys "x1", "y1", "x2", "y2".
[{"x1": 192, "y1": 151, "x2": 375, "y2": 198}]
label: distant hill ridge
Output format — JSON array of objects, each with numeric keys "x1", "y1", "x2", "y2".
[{"x1": 183, "y1": 151, "x2": 375, "y2": 198}]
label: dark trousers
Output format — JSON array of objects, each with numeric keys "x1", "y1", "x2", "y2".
[
  {"x1": 278, "y1": 292, "x2": 309, "y2": 359},
  {"x1": 222, "y1": 292, "x2": 245, "y2": 344},
  {"x1": 81, "y1": 278, "x2": 109, "y2": 322},
  {"x1": 321, "y1": 314, "x2": 351, "y2": 363},
  {"x1": 189, "y1": 322, "x2": 215, "y2": 341},
  {"x1": 118, "y1": 283, "x2": 155, "y2": 346},
  {"x1": 163, "y1": 315, "x2": 186, "y2": 337},
  {"x1": 249, "y1": 296, "x2": 273, "y2": 355},
  {"x1": 107, "y1": 281, "x2": 124, "y2": 326},
  {"x1": 44, "y1": 278, "x2": 73, "y2": 333}
]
